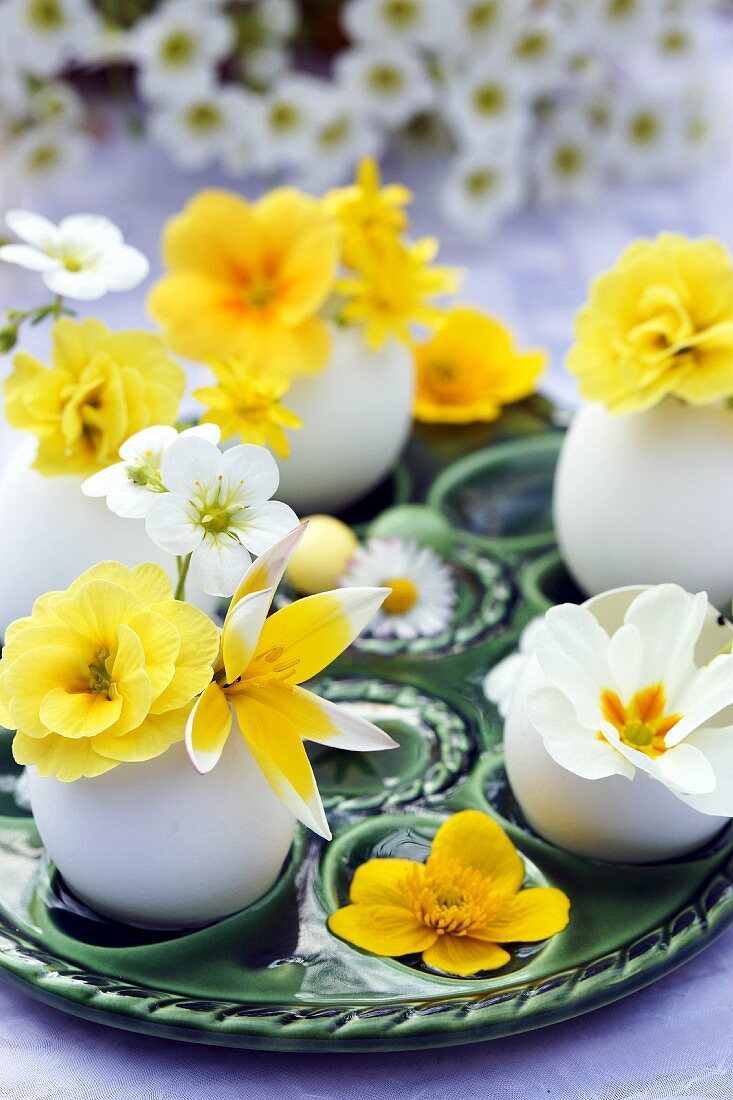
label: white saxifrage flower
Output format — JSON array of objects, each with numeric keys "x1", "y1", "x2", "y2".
[
  {"x1": 440, "y1": 147, "x2": 524, "y2": 235},
  {"x1": 82, "y1": 424, "x2": 221, "y2": 519},
  {"x1": 258, "y1": 0, "x2": 300, "y2": 38},
  {"x1": 3, "y1": 126, "x2": 91, "y2": 191},
  {"x1": 531, "y1": 112, "x2": 603, "y2": 206},
  {"x1": 606, "y1": 90, "x2": 682, "y2": 182},
  {"x1": 335, "y1": 46, "x2": 433, "y2": 128},
  {"x1": 150, "y1": 85, "x2": 254, "y2": 171},
  {"x1": 343, "y1": 0, "x2": 443, "y2": 49},
  {"x1": 28, "y1": 81, "x2": 85, "y2": 130},
  {"x1": 340, "y1": 537, "x2": 456, "y2": 640},
  {"x1": 526, "y1": 585, "x2": 733, "y2": 815},
  {"x1": 445, "y1": 64, "x2": 531, "y2": 148},
  {"x1": 443, "y1": 0, "x2": 532, "y2": 57},
  {"x1": 295, "y1": 83, "x2": 382, "y2": 190},
  {"x1": 3, "y1": 0, "x2": 98, "y2": 77},
  {"x1": 129, "y1": 0, "x2": 234, "y2": 102},
  {"x1": 257, "y1": 75, "x2": 329, "y2": 169},
  {"x1": 145, "y1": 436, "x2": 299, "y2": 597},
  {"x1": 0, "y1": 210, "x2": 149, "y2": 299}
]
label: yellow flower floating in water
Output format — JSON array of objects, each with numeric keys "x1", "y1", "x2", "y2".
[
  {"x1": 325, "y1": 157, "x2": 412, "y2": 267},
  {"x1": 148, "y1": 188, "x2": 340, "y2": 374},
  {"x1": 337, "y1": 236, "x2": 460, "y2": 351},
  {"x1": 193, "y1": 358, "x2": 302, "y2": 458},
  {"x1": 413, "y1": 306, "x2": 546, "y2": 423},
  {"x1": 328, "y1": 810, "x2": 570, "y2": 976},
  {"x1": 567, "y1": 233, "x2": 733, "y2": 414},
  {"x1": 186, "y1": 526, "x2": 396, "y2": 838},
  {"x1": 1, "y1": 562, "x2": 220, "y2": 782},
  {"x1": 4, "y1": 318, "x2": 184, "y2": 476}
]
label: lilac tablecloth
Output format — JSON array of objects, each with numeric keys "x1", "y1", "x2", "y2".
[{"x1": 2, "y1": 86, "x2": 733, "y2": 1100}]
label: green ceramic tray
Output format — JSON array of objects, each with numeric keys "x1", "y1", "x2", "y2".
[{"x1": 0, "y1": 398, "x2": 731, "y2": 1053}]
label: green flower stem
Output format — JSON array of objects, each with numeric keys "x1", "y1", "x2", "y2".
[
  {"x1": 0, "y1": 294, "x2": 74, "y2": 354},
  {"x1": 175, "y1": 553, "x2": 192, "y2": 602}
]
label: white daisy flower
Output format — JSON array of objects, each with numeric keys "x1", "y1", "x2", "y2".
[
  {"x1": 129, "y1": 0, "x2": 234, "y2": 103},
  {"x1": 484, "y1": 616, "x2": 544, "y2": 718},
  {"x1": 526, "y1": 585, "x2": 733, "y2": 815},
  {"x1": 257, "y1": 75, "x2": 329, "y2": 169},
  {"x1": 150, "y1": 85, "x2": 252, "y2": 171},
  {"x1": 0, "y1": 210, "x2": 149, "y2": 300},
  {"x1": 145, "y1": 436, "x2": 299, "y2": 598},
  {"x1": 440, "y1": 148, "x2": 524, "y2": 235},
  {"x1": 445, "y1": 63, "x2": 531, "y2": 148},
  {"x1": 532, "y1": 112, "x2": 603, "y2": 206},
  {"x1": 606, "y1": 90, "x2": 681, "y2": 181},
  {"x1": 343, "y1": 0, "x2": 443, "y2": 49},
  {"x1": 3, "y1": 0, "x2": 98, "y2": 77},
  {"x1": 3, "y1": 125, "x2": 91, "y2": 191},
  {"x1": 340, "y1": 538, "x2": 456, "y2": 641},
  {"x1": 335, "y1": 45, "x2": 434, "y2": 129},
  {"x1": 82, "y1": 424, "x2": 221, "y2": 520}
]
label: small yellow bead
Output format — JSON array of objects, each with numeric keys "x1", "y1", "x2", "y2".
[{"x1": 285, "y1": 515, "x2": 359, "y2": 595}]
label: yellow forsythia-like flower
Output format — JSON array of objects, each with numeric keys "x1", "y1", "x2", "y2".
[
  {"x1": 413, "y1": 306, "x2": 546, "y2": 423},
  {"x1": 1, "y1": 562, "x2": 220, "y2": 781},
  {"x1": 148, "y1": 188, "x2": 340, "y2": 375},
  {"x1": 193, "y1": 358, "x2": 303, "y2": 458},
  {"x1": 328, "y1": 810, "x2": 570, "y2": 977},
  {"x1": 325, "y1": 157, "x2": 412, "y2": 268},
  {"x1": 567, "y1": 233, "x2": 733, "y2": 413},
  {"x1": 4, "y1": 318, "x2": 184, "y2": 477}
]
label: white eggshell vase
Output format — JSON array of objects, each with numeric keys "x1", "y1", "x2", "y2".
[
  {"x1": 0, "y1": 439, "x2": 218, "y2": 635},
  {"x1": 554, "y1": 398, "x2": 733, "y2": 608},
  {"x1": 504, "y1": 586, "x2": 732, "y2": 863},
  {"x1": 275, "y1": 325, "x2": 414, "y2": 514},
  {"x1": 27, "y1": 720, "x2": 296, "y2": 928}
]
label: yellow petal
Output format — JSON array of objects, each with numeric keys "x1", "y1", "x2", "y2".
[
  {"x1": 328, "y1": 903, "x2": 437, "y2": 956},
  {"x1": 228, "y1": 523, "x2": 307, "y2": 617},
  {"x1": 422, "y1": 935, "x2": 510, "y2": 977},
  {"x1": 185, "y1": 682, "x2": 232, "y2": 774},
  {"x1": 476, "y1": 887, "x2": 570, "y2": 944},
  {"x1": 4, "y1": 646, "x2": 89, "y2": 738},
  {"x1": 430, "y1": 810, "x2": 525, "y2": 895},
  {"x1": 12, "y1": 730, "x2": 119, "y2": 781},
  {"x1": 222, "y1": 588, "x2": 275, "y2": 685},
  {"x1": 128, "y1": 610, "x2": 179, "y2": 700},
  {"x1": 53, "y1": 580, "x2": 144, "y2": 647},
  {"x1": 160, "y1": 189, "x2": 260, "y2": 279},
  {"x1": 230, "y1": 691, "x2": 330, "y2": 838},
  {"x1": 39, "y1": 687, "x2": 123, "y2": 738},
  {"x1": 349, "y1": 858, "x2": 421, "y2": 907},
  {"x1": 149, "y1": 599, "x2": 220, "y2": 713},
  {"x1": 253, "y1": 587, "x2": 388, "y2": 685},
  {"x1": 258, "y1": 684, "x2": 398, "y2": 751},
  {"x1": 93, "y1": 705, "x2": 190, "y2": 763}
]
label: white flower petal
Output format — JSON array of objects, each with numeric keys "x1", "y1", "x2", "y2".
[
  {"x1": 58, "y1": 213, "x2": 123, "y2": 251},
  {"x1": 145, "y1": 493, "x2": 201, "y2": 555},
  {"x1": 181, "y1": 423, "x2": 221, "y2": 445},
  {"x1": 221, "y1": 443, "x2": 280, "y2": 504},
  {"x1": 606, "y1": 622, "x2": 643, "y2": 702},
  {"x1": 544, "y1": 732, "x2": 635, "y2": 781},
  {"x1": 671, "y1": 653, "x2": 733, "y2": 742},
  {"x1": 624, "y1": 585, "x2": 707, "y2": 704},
  {"x1": 81, "y1": 463, "x2": 127, "y2": 498},
  {"x1": 535, "y1": 604, "x2": 611, "y2": 727},
  {"x1": 43, "y1": 267, "x2": 108, "y2": 300},
  {"x1": 190, "y1": 536, "x2": 252, "y2": 598},
  {"x1": 5, "y1": 209, "x2": 60, "y2": 251},
  {"x1": 160, "y1": 435, "x2": 221, "y2": 494},
  {"x1": 236, "y1": 500, "x2": 299, "y2": 557},
  {"x1": 526, "y1": 685, "x2": 593, "y2": 743},
  {"x1": 106, "y1": 480, "x2": 157, "y2": 520},
  {"x1": 657, "y1": 742, "x2": 716, "y2": 796},
  {"x1": 119, "y1": 425, "x2": 178, "y2": 461},
  {"x1": 678, "y1": 725, "x2": 733, "y2": 816},
  {"x1": 95, "y1": 244, "x2": 149, "y2": 291},
  {"x1": 0, "y1": 244, "x2": 58, "y2": 272}
]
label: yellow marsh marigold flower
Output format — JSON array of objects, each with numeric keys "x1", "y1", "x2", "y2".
[
  {"x1": 148, "y1": 188, "x2": 340, "y2": 374},
  {"x1": 337, "y1": 236, "x2": 460, "y2": 351},
  {"x1": 567, "y1": 233, "x2": 733, "y2": 414},
  {"x1": 413, "y1": 306, "x2": 546, "y2": 423},
  {"x1": 0, "y1": 562, "x2": 220, "y2": 782},
  {"x1": 193, "y1": 358, "x2": 302, "y2": 458},
  {"x1": 4, "y1": 317, "x2": 184, "y2": 477},
  {"x1": 328, "y1": 810, "x2": 570, "y2": 977},
  {"x1": 325, "y1": 156, "x2": 412, "y2": 267}
]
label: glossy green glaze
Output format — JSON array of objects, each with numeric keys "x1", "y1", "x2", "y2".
[{"x1": 0, "y1": 398, "x2": 730, "y2": 1052}]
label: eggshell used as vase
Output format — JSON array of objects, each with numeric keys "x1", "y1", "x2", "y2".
[
  {"x1": 504, "y1": 586, "x2": 732, "y2": 863},
  {"x1": 554, "y1": 399, "x2": 733, "y2": 608},
  {"x1": 0, "y1": 440, "x2": 218, "y2": 635},
  {"x1": 27, "y1": 720, "x2": 296, "y2": 928},
  {"x1": 275, "y1": 325, "x2": 414, "y2": 514}
]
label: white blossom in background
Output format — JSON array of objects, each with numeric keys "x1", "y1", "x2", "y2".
[
  {"x1": 445, "y1": 64, "x2": 531, "y2": 148},
  {"x1": 336, "y1": 46, "x2": 434, "y2": 128},
  {"x1": 0, "y1": 210, "x2": 149, "y2": 299},
  {"x1": 257, "y1": 75, "x2": 333, "y2": 169},
  {"x1": 296, "y1": 85, "x2": 383, "y2": 190},
  {"x1": 502, "y1": 11, "x2": 567, "y2": 93},
  {"x1": 343, "y1": 0, "x2": 443, "y2": 49},
  {"x1": 258, "y1": 0, "x2": 300, "y2": 38},
  {"x1": 532, "y1": 110, "x2": 603, "y2": 206},
  {"x1": 150, "y1": 85, "x2": 254, "y2": 171},
  {"x1": 484, "y1": 616, "x2": 544, "y2": 718},
  {"x1": 3, "y1": 0, "x2": 98, "y2": 77},
  {"x1": 3, "y1": 125, "x2": 91, "y2": 192},
  {"x1": 28, "y1": 81, "x2": 84, "y2": 130},
  {"x1": 606, "y1": 90, "x2": 683, "y2": 182},
  {"x1": 680, "y1": 82, "x2": 730, "y2": 171},
  {"x1": 440, "y1": 147, "x2": 524, "y2": 235},
  {"x1": 129, "y1": 0, "x2": 234, "y2": 102},
  {"x1": 440, "y1": 0, "x2": 531, "y2": 59},
  {"x1": 242, "y1": 44, "x2": 290, "y2": 85}
]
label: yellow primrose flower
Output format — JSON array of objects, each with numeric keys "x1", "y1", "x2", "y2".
[
  {"x1": 325, "y1": 157, "x2": 412, "y2": 267},
  {"x1": 567, "y1": 233, "x2": 733, "y2": 414},
  {"x1": 413, "y1": 306, "x2": 546, "y2": 423},
  {"x1": 148, "y1": 188, "x2": 340, "y2": 375},
  {"x1": 337, "y1": 236, "x2": 461, "y2": 351},
  {"x1": 328, "y1": 810, "x2": 570, "y2": 977},
  {"x1": 185, "y1": 525, "x2": 396, "y2": 838},
  {"x1": 4, "y1": 318, "x2": 184, "y2": 477},
  {"x1": 1, "y1": 562, "x2": 220, "y2": 782},
  {"x1": 193, "y1": 358, "x2": 303, "y2": 458}
]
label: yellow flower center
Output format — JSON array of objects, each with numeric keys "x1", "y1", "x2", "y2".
[
  {"x1": 467, "y1": 1, "x2": 499, "y2": 31},
  {"x1": 88, "y1": 650, "x2": 112, "y2": 696},
  {"x1": 629, "y1": 111, "x2": 660, "y2": 145},
  {"x1": 269, "y1": 102, "x2": 300, "y2": 133},
  {"x1": 161, "y1": 30, "x2": 196, "y2": 67},
  {"x1": 382, "y1": 0, "x2": 418, "y2": 28},
  {"x1": 402, "y1": 856, "x2": 500, "y2": 937},
  {"x1": 29, "y1": 0, "x2": 64, "y2": 30},
  {"x1": 554, "y1": 144, "x2": 585, "y2": 177},
  {"x1": 382, "y1": 577, "x2": 419, "y2": 614},
  {"x1": 608, "y1": 0, "x2": 636, "y2": 17},
  {"x1": 465, "y1": 169, "x2": 497, "y2": 197},
  {"x1": 319, "y1": 116, "x2": 351, "y2": 149},
  {"x1": 473, "y1": 83, "x2": 506, "y2": 117},
  {"x1": 186, "y1": 103, "x2": 223, "y2": 134},
  {"x1": 246, "y1": 278, "x2": 275, "y2": 310},
  {"x1": 600, "y1": 684, "x2": 681, "y2": 759},
  {"x1": 28, "y1": 144, "x2": 59, "y2": 173},
  {"x1": 225, "y1": 644, "x2": 301, "y2": 690},
  {"x1": 515, "y1": 31, "x2": 549, "y2": 60},
  {"x1": 368, "y1": 65, "x2": 404, "y2": 94}
]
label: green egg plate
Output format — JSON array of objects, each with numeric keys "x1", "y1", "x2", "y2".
[{"x1": 0, "y1": 397, "x2": 731, "y2": 1052}]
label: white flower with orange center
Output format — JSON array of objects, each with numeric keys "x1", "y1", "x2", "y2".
[
  {"x1": 185, "y1": 526, "x2": 396, "y2": 838},
  {"x1": 340, "y1": 537, "x2": 456, "y2": 640},
  {"x1": 526, "y1": 585, "x2": 733, "y2": 812}
]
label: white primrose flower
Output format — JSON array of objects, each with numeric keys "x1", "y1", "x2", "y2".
[
  {"x1": 340, "y1": 537, "x2": 456, "y2": 641},
  {"x1": 532, "y1": 112, "x2": 603, "y2": 206},
  {"x1": 3, "y1": 0, "x2": 98, "y2": 77},
  {"x1": 145, "y1": 436, "x2": 299, "y2": 598},
  {"x1": 150, "y1": 85, "x2": 254, "y2": 171},
  {"x1": 335, "y1": 45, "x2": 434, "y2": 129},
  {"x1": 484, "y1": 617, "x2": 544, "y2": 719},
  {"x1": 3, "y1": 125, "x2": 92, "y2": 192},
  {"x1": 526, "y1": 585, "x2": 733, "y2": 815},
  {"x1": 445, "y1": 64, "x2": 531, "y2": 148},
  {"x1": 440, "y1": 147, "x2": 524, "y2": 235},
  {"x1": 343, "y1": 0, "x2": 443, "y2": 49},
  {"x1": 82, "y1": 424, "x2": 221, "y2": 520},
  {"x1": 0, "y1": 210, "x2": 148, "y2": 300},
  {"x1": 129, "y1": 0, "x2": 234, "y2": 102}
]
